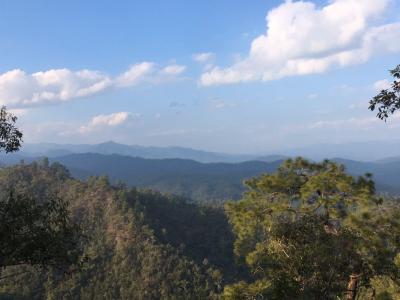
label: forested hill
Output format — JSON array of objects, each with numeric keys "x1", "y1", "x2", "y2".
[
  {"x1": 2, "y1": 153, "x2": 400, "y2": 202},
  {"x1": 0, "y1": 161, "x2": 242, "y2": 298},
  {"x1": 1, "y1": 153, "x2": 282, "y2": 202},
  {"x1": 48, "y1": 154, "x2": 400, "y2": 199}
]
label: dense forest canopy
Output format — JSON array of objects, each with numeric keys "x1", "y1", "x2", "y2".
[
  {"x1": 0, "y1": 159, "x2": 398, "y2": 299},
  {"x1": 0, "y1": 161, "x2": 234, "y2": 299}
]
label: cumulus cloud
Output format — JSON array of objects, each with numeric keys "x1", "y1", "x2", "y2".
[
  {"x1": 200, "y1": 0, "x2": 400, "y2": 86},
  {"x1": 193, "y1": 52, "x2": 216, "y2": 63},
  {"x1": 373, "y1": 79, "x2": 392, "y2": 91},
  {"x1": 159, "y1": 64, "x2": 186, "y2": 75},
  {"x1": 79, "y1": 112, "x2": 141, "y2": 133},
  {"x1": 0, "y1": 62, "x2": 186, "y2": 107},
  {"x1": 114, "y1": 62, "x2": 155, "y2": 87},
  {"x1": 0, "y1": 69, "x2": 112, "y2": 106},
  {"x1": 115, "y1": 62, "x2": 186, "y2": 87}
]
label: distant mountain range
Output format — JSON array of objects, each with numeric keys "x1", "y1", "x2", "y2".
[
  {"x1": 14, "y1": 140, "x2": 400, "y2": 162},
  {"x1": 0, "y1": 152, "x2": 282, "y2": 202},
  {"x1": 1, "y1": 151, "x2": 399, "y2": 202},
  {"x1": 280, "y1": 140, "x2": 400, "y2": 162},
  {"x1": 17, "y1": 141, "x2": 285, "y2": 163},
  {"x1": 1, "y1": 140, "x2": 399, "y2": 201}
]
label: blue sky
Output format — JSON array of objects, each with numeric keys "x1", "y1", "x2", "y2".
[{"x1": 1, "y1": 0, "x2": 400, "y2": 153}]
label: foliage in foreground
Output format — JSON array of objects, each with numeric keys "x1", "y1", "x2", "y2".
[
  {"x1": 224, "y1": 158, "x2": 400, "y2": 299},
  {"x1": 369, "y1": 64, "x2": 400, "y2": 120},
  {"x1": 0, "y1": 107, "x2": 83, "y2": 273}
]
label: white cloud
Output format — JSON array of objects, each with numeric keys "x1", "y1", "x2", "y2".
[
  {"x1": 193, "y1": 52, "x2": 215, "y2": 63},
  {"x1": 115, "y1": 62, "x2": 186, "y2": 87},
  {"x1": 307, "y1": 93, "x2": 318, "y2": 99},
  {"x1": 114, "y1": 62, "x2": 155, "y2": 87},
  {"x1": 19, "y1": 121, "x2": 78, "y2": 142},
  {"x1": 148, "y1": 129, "x2": 192, "y2": 137},
  {"x1": 147, "y1": 128, "x2": 214, "y2": 137},
  {"x1": 349, "y1": 101, "x2": 367, "y2": 110},
  {"x1": 210, "y1": 99, "x2": 238, "y2": 109},
  {"x1": 0, "y1": 69, "x2": 112, "y2": 106},
  {"x1": 373, "y1": 79, "x2": 391, "y2": 91},
  {"x1": 0, "y1": 61, "x2": 186, "y2": 107},
  {"x1": 308, "y1": 112, "x2": 400, "y2": 130},
  {"x1": 159, "y1": 64, "x2": 186, "y2": 75},
  {"x1": 309, "y1": 117, "x2": 379, "y2": 129},
  {"x1": 8, "y1": 108, "x2": 29, "y2": 117},
  {"x1": 79, "y1": 112, "x2": 141, "y2": 133},
  {"x1": 91, "y1": 112, "x2": 132, "y2": 126},
  {"x1": 200, "y1": 0, "x2": 400, "y2": 86}
]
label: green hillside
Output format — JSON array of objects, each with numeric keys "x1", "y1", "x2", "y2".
[
  {"x1": 1, "y1": 158, "x2": 400, "y2": 299},
  {"x1": 0, "y1": 161, "x2": 244, "y2": 299}
]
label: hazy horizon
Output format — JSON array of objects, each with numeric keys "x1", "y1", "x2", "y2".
[{"x1": 12, "y1": 139, "x2": 400, "y2": 162}]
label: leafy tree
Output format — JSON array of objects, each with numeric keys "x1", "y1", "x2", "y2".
[
  {"x1": 224, "y1": 158, "x2": 400, "y2": 299},
  {"x1": 0, "y1": 107, "x2": 82, "y2": 274},
  {"x1": 0, "y1": 190, "x2": 82, "y2": 270},
  {"x1": 0, "y1": 106, "x2": 23, "y2": 153},
  {"x1": 369, "y1": 65, "x2": 400, "y2": 120}
]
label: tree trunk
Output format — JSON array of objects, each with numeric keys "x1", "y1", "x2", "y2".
[{"x1": 346, "y1": 273, "x2": 360, "y2": 300}]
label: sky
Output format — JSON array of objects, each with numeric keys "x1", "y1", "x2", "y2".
[{"x1": 0, "y1": 0, "x2": 400, "y2": 154}]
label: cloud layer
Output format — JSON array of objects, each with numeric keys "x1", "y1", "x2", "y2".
[
  {"x1": 193, "y1": 52, "x2": 215, "y2": 63},
  {"x1": 0, "y1": 62, "x2": 186, "y2": 107},
  {"x1": 200, "y1": 0, "x2": 400, "y2": 86},
  {"x1": 79, "y1": 112, "x2": 140, "y2": 133},
  {"x1": 373, "y1": 79, "x2": 392, "y2": 91}
]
